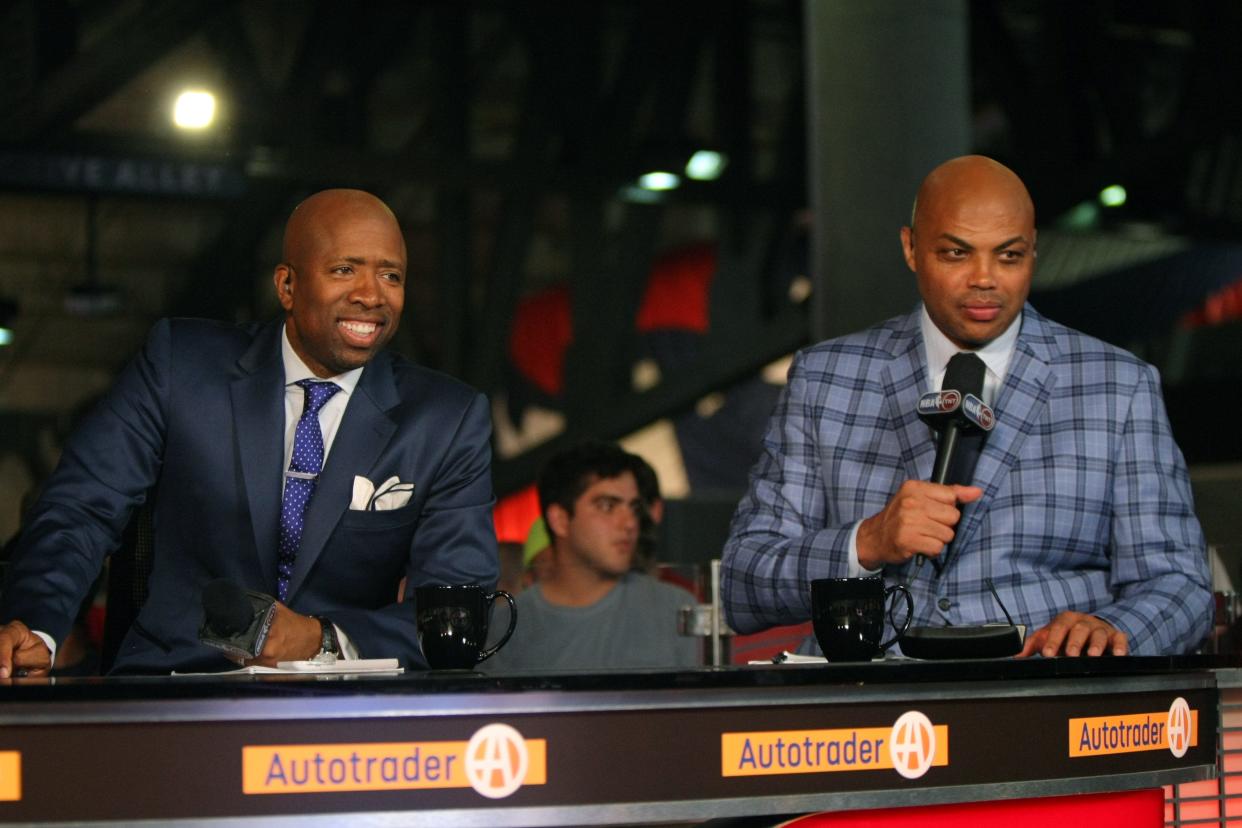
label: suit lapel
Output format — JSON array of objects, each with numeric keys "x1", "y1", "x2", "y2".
[
  {"x1": 945, "y1": 306, "x2": 1059, "y2": 561},
  {"x1": 230, "y1": 321, "x2": 287, "y2": 583},
  {"x1": 287, "y1": 351, "x2": 400, "y2": 600},
  {"x1": 880, "y1": 311, "x2": 936, "y2": 484}
]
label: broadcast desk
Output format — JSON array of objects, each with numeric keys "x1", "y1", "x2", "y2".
[{"x1": 0, "y1": 656, "x2": 1224, "y2": 826}]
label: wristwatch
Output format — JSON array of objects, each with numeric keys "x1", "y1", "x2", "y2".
[{"x1": 312, "y1": 616, "x2": 341, "y2": 662}]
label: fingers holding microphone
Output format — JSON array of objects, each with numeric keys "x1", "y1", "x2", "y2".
[{"x1": 856, "y1": 481, "x2": 982, "y2": 570}]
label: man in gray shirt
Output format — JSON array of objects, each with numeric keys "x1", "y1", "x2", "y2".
[{"x1": 484, "y1": 441, "x2": 699, "y2": 672}]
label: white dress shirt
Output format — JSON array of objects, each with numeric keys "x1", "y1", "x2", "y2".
[
  {"x1": 280, "y1": 325, "x2": 363, "y2": 658},
  {"x1": 846, "y1": 306, "x2": 1022, "y2": 577}
]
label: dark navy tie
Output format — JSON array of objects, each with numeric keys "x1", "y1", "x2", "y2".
[{"x1": 277, "y1": 379, "x2": 341, "y2": 602}]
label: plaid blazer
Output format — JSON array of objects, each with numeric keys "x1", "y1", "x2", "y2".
[{"x1": 721, "y1": 304, "x2": 1212, "y2": 655}]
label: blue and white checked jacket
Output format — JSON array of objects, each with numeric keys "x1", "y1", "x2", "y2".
[{"x1": 721, "y1": 304, "x2": 1212, "y2": 655}]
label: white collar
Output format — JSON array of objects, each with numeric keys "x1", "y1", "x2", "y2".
[
  {"x1": 281, "y1": 322, "x2": 364, "y2": 395},
  {"x1": 919, "y1": 305, "x2": 1021, "y2": 393}
]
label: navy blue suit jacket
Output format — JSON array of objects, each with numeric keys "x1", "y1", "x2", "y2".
[{"x1": 2, "y1": 318, "x2": 498, "y2": 673}]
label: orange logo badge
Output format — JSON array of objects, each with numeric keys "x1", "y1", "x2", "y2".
[
  {"x1": 465, "y1": 724, "x2": 529, "y2": 799},
  {"x1": 889, "y1": 711, "x2": 936, "y2": 780},
  {"x1": 1167, "y1": 697, "x2": 1192, "y2": 759}
]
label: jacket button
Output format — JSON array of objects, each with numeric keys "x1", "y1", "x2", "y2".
[{"x1": 937, "y1": 598, "x2": 952, "y2": 611}]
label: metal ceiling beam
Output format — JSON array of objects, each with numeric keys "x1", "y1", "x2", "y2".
[
  {"x1": 7, "y1": 0, "x2": 230, "y2": 143},
  {"x1": 464, "y1": 2, "x2": 581, "y2": 394},
  {"x1": 428, "y1": 4, "x2": 472, "y2": 377}
]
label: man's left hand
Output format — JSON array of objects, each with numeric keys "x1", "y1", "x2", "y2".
[
  {"x1": 243, "y1": 602, "x2": 321, "y2": 668},
  {"x1": 1017, "y1": 611, "x2": 1127, "y2": 658}
]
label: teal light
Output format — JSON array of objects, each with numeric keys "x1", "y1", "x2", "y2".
[
  {"x1": 620, "y1": 185, "x2": 665, "y2": 204},
  {"x1": 1098, "y1": 185, "x2": 1127, "y2": 207},
  {"x1": 0, "y1": 328, "x2": 12, "y2": 346},
  {"x1": 638, "y1": 171, "x2": 680, "y2": 191},
  {"x1": 685, "y1": 150, "x2": 727, "y2": 181},
  {"x1": 1059, "y1": 201, "x2": 1100, "y2": 230}
]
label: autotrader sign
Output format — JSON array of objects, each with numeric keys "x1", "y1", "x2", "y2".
[
  {"x1": 722, "y1": 712, "x2": 948, "y2": 779},
  {"x1": 242, "y1": 725, "x2": 546, "y2": 797},
  {"x1": 1068, "y1": 697, "x2": 1199, "y2": 759}
]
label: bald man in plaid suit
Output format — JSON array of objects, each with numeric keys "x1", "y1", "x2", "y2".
[{"x1": 722, "y1": 156, "x2": 1211, "y2": 657}]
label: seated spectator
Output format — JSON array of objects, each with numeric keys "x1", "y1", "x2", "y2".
[{"x1": 482, "y1": 441, "x2": 699, "y2": 671}]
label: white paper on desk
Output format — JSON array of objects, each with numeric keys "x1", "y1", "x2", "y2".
[
  {"x1": 749, "y1": 651, "x2": 910, "y2": 665},
  {"x1": 173, "y1": 659, "x2": 403, "y2": 676},
  {"x1": 276, "y1": 658, "x2": 403, "y2": 674},
  {"x1": 749, "y1": 651, "x2": 828, "y2": 665}
]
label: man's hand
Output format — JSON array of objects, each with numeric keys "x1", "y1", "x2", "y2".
[
  {"x1": 0, "y1": 620, "x2": 53, "y2": 679},
  {"x1": 1017, "y1": 611, "x2": 1128, "y2": 658},
  {"x1": 856, "y1": 481, "x2": 983, "y2": 570},
  {"x1": 243, "y1": 603, "x2": 321, "y2": 668}
]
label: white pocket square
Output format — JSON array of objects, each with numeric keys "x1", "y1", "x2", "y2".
[{"x1": 350, "y1": 475, "x2": 414, "y2": 511}]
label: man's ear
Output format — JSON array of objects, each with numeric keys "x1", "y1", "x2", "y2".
[
  {"x1": 547, "y1": 504, "x2": 571, "y2": 539},
  {"x1": 900, "y1": 226, "x2": 917, "y2": 273},
  {"x1": 273, "y1": 264, "x2": 294, "y2": 311}
]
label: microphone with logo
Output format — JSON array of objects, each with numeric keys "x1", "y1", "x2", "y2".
[
  {"x1": 918, "y1": 351, "x2": 992, "y2": 492},
  {"x1": 901, "y1": 352, "x2": 1022, "y2": 659},
  {"x1": 198, "y1": 579, "x2": 278, "y2": 660}
]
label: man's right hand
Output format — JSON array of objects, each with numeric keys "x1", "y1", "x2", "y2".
[
  {"x1": 856, "y1": 480, "x2": 983, "y2": 570},
  {"x1": 0, "y1": 620, "x2": 53, "y2": 679}
]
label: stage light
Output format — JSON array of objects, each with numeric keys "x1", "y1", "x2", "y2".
[
  {"x1": 1098, "y1": 185, "x2": 1127, "y2": 207},
  {"x1": 638, "y1": 171, "x2": 680, "y2": 191},
  {"x1": 0, "y1": 298, "x2": 17, "y2": 347},
  {"x1": 1060, "y1": 201, "x2": 1100, "y2": 229},
  {"x1": 173, "y1": 89, "x2": 216, "y2": 130},
  {"x1": 685, "y1": 151, "x2": 727, "y2": 181}
]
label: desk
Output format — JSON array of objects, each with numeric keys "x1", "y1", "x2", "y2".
[{"x1": 0, "y1": 657, "x2": 1221, "y2": 825}]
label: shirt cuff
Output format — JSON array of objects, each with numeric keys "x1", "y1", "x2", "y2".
[
  {"x1": 334, "y1": 624, "x2": 359, "y2": 660},
  {"x1": 31, "y1": 630, "x2": 57, "y2": 666},
  {"x1": 847, "y1": 522, "x2": 884, "y2": 578}
]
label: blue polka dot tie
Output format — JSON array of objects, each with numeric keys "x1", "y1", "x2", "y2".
[{"x1": 277, "y1": 379, "x2": 341, "y2": 602}]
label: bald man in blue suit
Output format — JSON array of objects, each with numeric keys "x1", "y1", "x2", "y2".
[
  {"x1": 723, "y1": 156, "x2": 1212, "y2": 657},
  {"x1": 0, "y1": 189, "x2": 497, "y2": 674}
]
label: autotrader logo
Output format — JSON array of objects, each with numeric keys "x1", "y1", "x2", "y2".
[
  {"x1": 465, "y1": 724, "x2": 529, "y2": 799},
  {"x1": 1168, "y1": 697, "x2": 1191, "y2": 759},
  {"x1": 889, "y1": 711, "x2": 936, "y2": 779}
]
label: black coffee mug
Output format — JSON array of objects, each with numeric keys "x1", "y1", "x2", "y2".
[
  {"x1": 414, "y1": 585, "x2": 517, "y2": 669},
  {"x1": 811, "y1": 577, "x2": 913, "y2": 661}
]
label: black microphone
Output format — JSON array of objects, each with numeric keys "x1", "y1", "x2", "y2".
[
  {"x1": 913, "y1": 353, "x2": 994, "y2": 574},
  {"x1": 199, "y1": 579, "x2": 277, "y2": 660},
  {"x1": 917, "y1": 352, "x2": 992, "y2": 485}
]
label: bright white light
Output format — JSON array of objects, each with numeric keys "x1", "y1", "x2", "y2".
[
  {"x1": 173, "y1": 90, "x2": 216, "y2": 130},
  {"x1": 685, "y1": 150, "x2": 727, "y2": 181},
  {"x1": 1098, "y1": 184, "x2": 1127, "y2": 207},
  {"x1": 638, "y1": 171, "x2": 680, "y2": 191},
  {"x1": 0, "y1": 328, "x2": 12, "y2": 346}
]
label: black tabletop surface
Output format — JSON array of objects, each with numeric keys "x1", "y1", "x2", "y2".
[{"x1": 0, "y1": 653, "x2": 1233, "y2": 704}]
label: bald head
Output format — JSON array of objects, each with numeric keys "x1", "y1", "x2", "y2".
[
  {"x1": 282, "y1": 188, "x2": 404, "y2": 266},
  {"x1": 901, "y1": 156, "x2": 1036, "y2": 350},
  {"x1": 911, "y1": 155, "x2": 1034, "y2": 233}
]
